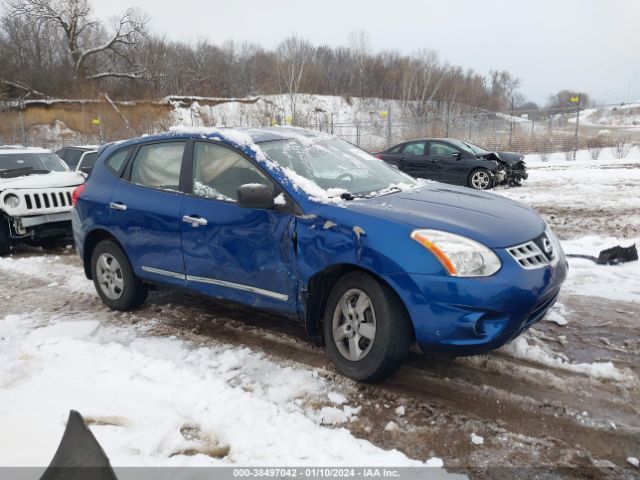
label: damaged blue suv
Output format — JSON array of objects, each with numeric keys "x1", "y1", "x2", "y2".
[{"x1": 72, "y1": 127, "x2": 567, "y2": 382}]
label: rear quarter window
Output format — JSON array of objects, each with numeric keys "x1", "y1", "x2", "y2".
[{"x1": 105, "y1": 148, "x2": 133, "y2": 176}]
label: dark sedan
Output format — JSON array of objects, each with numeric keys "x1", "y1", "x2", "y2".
[{"x1": 375, "y1": 138, "x2": 527, "y2": 190}]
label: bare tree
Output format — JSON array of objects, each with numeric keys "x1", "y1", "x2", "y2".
[
  {"x1": 276, "y1": 35, "x2": 313, "y2": 124},
  {"x1": 348, "y1": 30, "x2": 370, "y2": 98},
  {"x1": 4, "y1": 0, "x2": 148, "y2": 81}
]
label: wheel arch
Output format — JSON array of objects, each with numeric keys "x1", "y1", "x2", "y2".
[
  {"x1": 302, "y1": 263, "x2": 415, "y2": 346},
  {"x1": 82, "y1": 228, "x2": 126, "y2": 279}
]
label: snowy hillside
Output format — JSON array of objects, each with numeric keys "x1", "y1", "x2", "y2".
[{"x1": 569, "y1": 102, "x2": 640, "y2": 130}]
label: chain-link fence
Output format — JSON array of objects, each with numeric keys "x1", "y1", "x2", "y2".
[
  {"x1": 2, "y1": 100, "x2": 639, "y2": 159},
  {"x1": 297, "y1": 105, "x2": 640, "y2": 158}
]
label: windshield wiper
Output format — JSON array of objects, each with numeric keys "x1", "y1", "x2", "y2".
[
  {"x1": 373, "y1": 186, "x2": 403, "y2": 197},
  {"x1": 0, "y1": 167, "x2": 51, "y2": 178}
]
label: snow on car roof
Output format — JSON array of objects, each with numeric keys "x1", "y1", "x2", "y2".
[
  {"x1": 64, "y1": 145, "x2": 100, "y2": 150},
  {"x1": 0, "y1": 146, "x2": 52, "y2": 155}
]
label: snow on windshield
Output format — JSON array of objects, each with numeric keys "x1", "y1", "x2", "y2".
[
  {"x1": 259, "y1": 137, "x2": 420, "y2": 203},
  {"x1": 170, "y1": 126, "x2": 420, "y2": 204}
]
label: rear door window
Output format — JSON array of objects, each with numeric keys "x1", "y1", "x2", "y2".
[
  {"x1": 130, "y1": 142, "x2": 185, "y2": 191},
  {"x1": 403, "y1": 142, "x2": 426, "y2": 156}
]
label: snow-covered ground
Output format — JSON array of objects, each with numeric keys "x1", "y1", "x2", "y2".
[
  {"x1": 524, "y1": 146, "x2": 640, "y2": 164},
  {"x1": 0, "y1": 152, "x2": 639, "y2": 473},
  {"x1": 0, "y1": 311, "x2": 424, "y2": 468},
  {"x1": 496, "y1": 154, "x2": 640, "y2": 305},
  {"x1": 568, "y1": 102, "x2": 640, "y2": 131}
]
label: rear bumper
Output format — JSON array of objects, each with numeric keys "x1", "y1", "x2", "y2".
[{"x1": 385, "y1": 249, "x2": 568, "y2": 355}]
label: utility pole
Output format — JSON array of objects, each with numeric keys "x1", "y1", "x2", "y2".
[
  {"x1": 386, "y1": 105, "x2": 392, "y2": 148},
  {"x1": 573, "y1": 95, "x2": 581, "y2": 161},
  {"x1": 18, "y1": 97, "x2": 26, "y2": 146},
  {"x1": 508, "y1": 96, "x2": 514, "y2": 150}
]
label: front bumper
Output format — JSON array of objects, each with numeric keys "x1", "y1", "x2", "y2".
[
  {"x1": 510, "y1": 169, "x2": 528, "y2": 181},
  {"x1": 7, "y1": 212, "x2": 72, "y2": 238},
  {"x1": 385, "y1": 249, "x2": 568, "y2": 355},
  {"x1": 493, "y1": 170, "x2": 507, "y2": 184}
]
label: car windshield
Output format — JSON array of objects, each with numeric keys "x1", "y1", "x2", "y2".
[
  {"x1": 0, "y1": 153, "x2": 69, "y2": 173},
  {"x1": 259, "y1": 138, "x2": 419, "y2": 198},
  {"x1": 457, "y1": 140, "x2": 490, "y2": 155}
]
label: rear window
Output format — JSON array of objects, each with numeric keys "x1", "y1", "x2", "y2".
[
  {"x1": 59, "y1": 149, "x2": 83, "y2": 168},
  {"x1": 80, "y1": 152, "x2": 98, "y2": 169}
]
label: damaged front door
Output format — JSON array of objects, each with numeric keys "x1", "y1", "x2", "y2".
[{"x1": 180, "y1": 141, "x2": 298, "y2": 313}]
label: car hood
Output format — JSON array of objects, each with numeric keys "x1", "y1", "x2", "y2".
[
  {"x1": 0, "y1": 171, "x2": 84, "y2": 190},
  {"x1": 348, "y1": 183, "x2": 544, "y2": 248},
  {"x1": 495, "y1": 151, "x2": 525, "y2": 165}
]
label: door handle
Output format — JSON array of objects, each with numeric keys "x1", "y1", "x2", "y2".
[
  {"x1": 109, "y1": 202, "x2": 127, "y2": 211},
  {"x1": 182, "y1": 215, "x2": 208, "y2": 227}
]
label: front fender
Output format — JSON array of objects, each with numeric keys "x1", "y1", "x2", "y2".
[{"x1": 293, "y1": 206, "x2": 447, "y2": 339}]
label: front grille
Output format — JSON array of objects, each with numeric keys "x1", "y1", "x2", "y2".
[
  {"x1": 1, "y1": 187, "x2": 76, "y2": 217},
  {"x1": 21, "y1": 190, "x2": 72, "y2": 211},
  {"x1": 507, "y1": 232, "x2": 556, "y2": 270}
]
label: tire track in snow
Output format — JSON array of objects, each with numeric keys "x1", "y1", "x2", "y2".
[{"x1": 1, "y1": 250, "x2": 638, "y2": 471}]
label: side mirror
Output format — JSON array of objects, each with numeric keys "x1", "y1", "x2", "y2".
[
  {"x1": 451, "y1": 152, "x2": 462, "y2": 160},
  {"x1": 237, "y1": 184, "x2": 274, "y2": 209}
]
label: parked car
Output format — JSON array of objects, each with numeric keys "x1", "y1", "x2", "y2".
[
  {"x1": 0, "y1": 146, "x2": 84, "y2": 255},
  {"x1": 72, "y1": 128, "x2": 566, "y2": 382},
  {"x1": 375, "y1": 138, "x2": 527, "y2": 189},
  {"x1": 56, "y1": 145, "x2": 99, "y2": 174}
]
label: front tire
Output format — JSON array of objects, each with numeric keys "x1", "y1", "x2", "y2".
[
  {"x1": 0, "y1": 218, "x2": 11, "y2": 256},
  {"x1": 90, "y1": 240, "x2": 148, "y2": 311},
  {"x1": 323, "y1": 271, "x2": 411, "y2": 382},
  {"x1": 469, "y1": 168, "x2": 494, "y2": 190}
]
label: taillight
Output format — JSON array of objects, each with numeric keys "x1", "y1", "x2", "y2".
[
  {"x1": 374, "y1": 154, "x2": 383, "y2": 159},
  {"x1": 72, "y1": 184, "x2": 86, "y2": 207}
]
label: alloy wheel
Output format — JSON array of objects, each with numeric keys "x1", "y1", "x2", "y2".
[
  {"x1": 332, "y1": 288, "x2": 377, "y2": 361},
  {"x1": 96, "y1": 253, "x2": 124, "y2": 300},
  {"x1": 471, "y1": 170, "x2": 491, "y2": 189}
]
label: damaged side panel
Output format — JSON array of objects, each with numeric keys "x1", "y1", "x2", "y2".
[{"x1": 293, "y1": 208, "x2": 419, "y2": 340}]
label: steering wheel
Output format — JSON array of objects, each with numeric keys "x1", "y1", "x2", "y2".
[{"x1": 336, "y1": 172, "x2": 354, "y2": 183}]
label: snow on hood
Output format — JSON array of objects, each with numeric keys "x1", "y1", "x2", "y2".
[{"x1": 0, "y1": 171, "x2": 84, "y2": 190}]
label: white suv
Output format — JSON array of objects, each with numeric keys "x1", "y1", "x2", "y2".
[{"x1": 0, "y1": 146, "x2": 84, "y2": 255}]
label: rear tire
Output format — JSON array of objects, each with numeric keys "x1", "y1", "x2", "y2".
[
  {"x1": 469, "y1": 168, "x2": 494, "y2": 190},
  {"x1": 0, "y1": 218, "x2": 11, "y2": 256},
  {"x1": 323, "y1": 271, "x2": 411, "y2": 383},
  {"x1": 90, "y1": 240, "x2": 148, "y2": 311}
]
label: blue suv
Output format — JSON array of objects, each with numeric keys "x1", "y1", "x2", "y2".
[{"x1": 72, "y1": 128, "x2": 567, "y2": 382}]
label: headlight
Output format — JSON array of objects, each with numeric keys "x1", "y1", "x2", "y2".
[
  {"x1": 411, "y1": 229, "x2": 501, "y2": 277},
  {"x1": 545, "y1": 226, "x2": 564, "y2": 261},
  {"x1": 3, "y1": 194, "x2": 20, "y2": 209}
]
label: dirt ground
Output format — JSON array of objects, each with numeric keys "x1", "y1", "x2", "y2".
[
  {"x1": 1, "y1": 241, "x2": 638, "y2": 479},
  {"x1": 1, "y1": 160, "x2": 639, "y2": 478}
]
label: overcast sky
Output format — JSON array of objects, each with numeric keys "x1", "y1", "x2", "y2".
[{"x1": 60, "y1": 0, "x2": 640, "y2": 104}]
